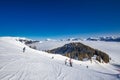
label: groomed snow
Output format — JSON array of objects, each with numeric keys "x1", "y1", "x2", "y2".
[{"x1": 0, "y1": 37, "x2": 120, "y2": 80}]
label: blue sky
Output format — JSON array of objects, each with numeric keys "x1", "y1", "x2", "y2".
[{"x1": 0, "y1": 0, "x2": 120, "y2": 39}]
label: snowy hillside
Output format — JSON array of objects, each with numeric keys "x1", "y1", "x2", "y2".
[{"x1": 0, "y1": 37, "x2": 120, "y2": 80}]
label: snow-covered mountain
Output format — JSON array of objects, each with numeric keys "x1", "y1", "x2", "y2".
[
  {"x1": 17, "y1": 37, "x2": 40, "y2": 44},
  {"x1": 86, "y1": 37, "x2": 100, "y2": 41},
  {"x1": 0, "y1": 37, "x2": 120, "y2": 80},
  {"x1": 39, "y1": 36, "x2": 120, "y2": 42},
  {"x1": 61, "y1": 38, "x2": 83, "y2": 41},
  {"x1": 87, "y1": 36, "x2": 120, "y2": 42}
]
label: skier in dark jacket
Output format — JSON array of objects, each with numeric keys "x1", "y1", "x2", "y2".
[{"x1": 23, "y1": 47, "x2": 26, "y2": 53}]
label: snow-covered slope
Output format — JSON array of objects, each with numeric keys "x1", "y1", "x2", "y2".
[{"x1": 0, "y1": 37, "x2": 119, "y2": 80}]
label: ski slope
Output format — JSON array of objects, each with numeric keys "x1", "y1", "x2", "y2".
[{"x1": 0, "y1": 37, "x2": 119, "y2": 80}]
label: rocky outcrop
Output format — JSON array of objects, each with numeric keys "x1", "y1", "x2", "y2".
[{"x1": 48, "y1": 42, "x2": 110, "y2": 63}]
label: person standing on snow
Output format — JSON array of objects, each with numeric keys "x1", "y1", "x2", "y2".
[
  {"x1": 23, "y1": 47, "x2": 26, "y2": 53},
  {"x1": 65, "y1": 59, "x2": 68, "y2": 65},
  {"x1": 69, "y1": 58, "x2": 72, "y2": 67}
]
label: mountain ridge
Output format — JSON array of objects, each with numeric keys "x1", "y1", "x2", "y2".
[{"x1": 48, "y1": 42, "x2": 110, "y2": 63}]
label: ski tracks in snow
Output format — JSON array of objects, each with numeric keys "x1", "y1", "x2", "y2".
[
  {"x1": 0, "y1": 59, "x2": 25, "y2": 80},
  {"x1": 51, "y1": 62, "x2": 65, "y2": 80}
]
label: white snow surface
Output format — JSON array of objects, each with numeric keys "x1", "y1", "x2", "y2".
[{"x1": 0, "y1": 37, "x2": 120, "y2": 80}]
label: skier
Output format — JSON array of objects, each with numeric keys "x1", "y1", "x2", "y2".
[
  {"x1": 86, "y1": 66, "x2": 88, "y2": 68},
  {"x1": 65, "y1": 59, "x2": 68, "y2": 65},
  {"x1": 69, "y1": 58, "x2": 72, "y2": 67},
  {"x1": 23, "y1": 47, "x2": 26, "y2": 53},
  {"x1": 51, "y1": 56, "x2": 54, "y2": 59},
  {"x1": 117, "y1": 69, "x2": 120, "y2": 78}
]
